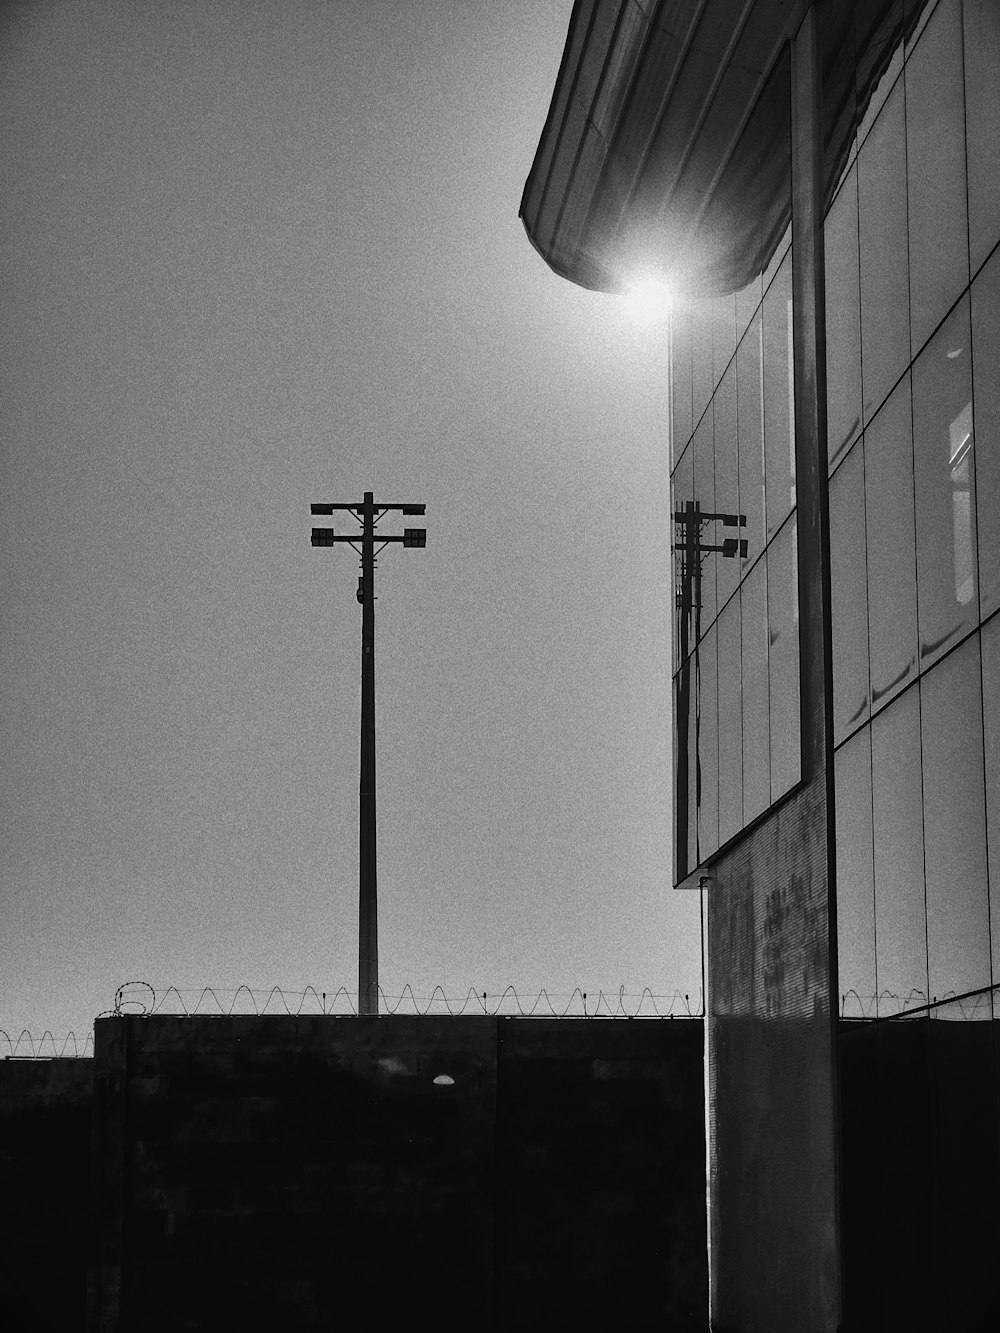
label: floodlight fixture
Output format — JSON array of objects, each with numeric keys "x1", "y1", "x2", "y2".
[
  {"x1": 311, "y1": 527, "x2": 335, "y2": 546},
  {"x1": 403, "y1": 528, "x2": 427, "y2": 548},
  {"x1": 401, "y1": 504, "x2": 426, "y2": 516}
]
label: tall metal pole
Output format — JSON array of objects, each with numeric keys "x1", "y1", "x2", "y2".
[
  {"x1": 359, "y1": 492, "x2": 378, "y2": 1016},
  {"x1": 310, "y1": 495, "x2": 426, "y2": 1019}
]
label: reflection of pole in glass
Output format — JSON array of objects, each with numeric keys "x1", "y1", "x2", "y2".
[
  {"x1": 310, "y1": 493, "x2": 427, "y2": 1016},
  {"x1": 672, "y1": 501, "x2": 746, "y2": 879}
]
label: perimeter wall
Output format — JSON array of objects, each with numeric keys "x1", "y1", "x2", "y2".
[
  {"x1": 0, "y1": 1058, "x2": 93, "y2": 1330},
  {"x1": 83, "y1": 1014, "x2": 707, "y2": 1332}
]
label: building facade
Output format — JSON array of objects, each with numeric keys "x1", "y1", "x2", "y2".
[{"x1": 522, "y1": 2, "x2": 1000, "y2": 1328}]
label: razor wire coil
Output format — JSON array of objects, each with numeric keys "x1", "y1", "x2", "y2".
[
  {"x1": 111, "y1": 981, "x2": 705, "y2": 1020},
  {"x1": 0, "y1": 1029, "x2": 95, "y2": 1059},
  {"x1": 839, "y1": 983, "x2": 999, "y2": 1021},
  {"x1": 7, "y1": 982, "x2": 998, "y2": 1058}
]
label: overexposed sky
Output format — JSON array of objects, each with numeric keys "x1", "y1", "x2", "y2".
[{"x1": 0, "y1": 0, "x2": 698, "y2": 1039}]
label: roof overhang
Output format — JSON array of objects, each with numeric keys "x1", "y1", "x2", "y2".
[{"x1": 521, "y1": 0, "x2": 911, "y2": 298}]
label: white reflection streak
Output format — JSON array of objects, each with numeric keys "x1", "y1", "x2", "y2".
[{"x1": 950, "y1": 401, "x2": 973, "y2": 606}]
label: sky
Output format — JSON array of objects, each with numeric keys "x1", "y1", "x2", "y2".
[{"x1": 0, "y1": 0, "x2": 699, "y2": 1041}]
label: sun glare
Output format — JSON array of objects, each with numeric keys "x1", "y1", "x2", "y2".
[{"x1": 624, "y1": 273, "x2": 673, "y2": 322}]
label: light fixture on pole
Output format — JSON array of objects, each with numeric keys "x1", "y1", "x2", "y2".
[{"x1": 310, "y1": 492, "x2": 427, "y2": 1017}]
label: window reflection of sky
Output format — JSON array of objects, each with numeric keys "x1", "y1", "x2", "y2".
[{"x1": 671, "y1": 0, "x2": 1000, "y2": 901}]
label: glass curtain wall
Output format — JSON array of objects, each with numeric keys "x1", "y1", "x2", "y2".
[
  {"x1": 671, "y1": 227, "x2": 800, "y2": 882},
  {"x1": 825, "y1": 0, "x2": 1000, "y2": 1020}
]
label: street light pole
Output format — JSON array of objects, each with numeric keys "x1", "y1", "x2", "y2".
[
  {"x1": 311, "y1": 492, "x2": 427, "y2": 1016},
  {"x1": 358, "y1": 493, "x2": 377, "y2": 1018}
]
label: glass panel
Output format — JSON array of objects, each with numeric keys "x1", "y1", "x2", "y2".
[
  {"x1": 717, "y1": 595, "x2": 743, "y2": 845},
  {"x1": 697, "y1": 625, "x2": 719, "y2": 862},
  {"x1": 737, "y1": 313, "x2": 765, "y2": 578},
  {"x1": 672, "y1": 442, "x2": 694, "y2": 674},
  {"x1": 964, "y1": 0, "x2": 1000, "y2": 273},
  {"x1": 872, "y1": 688, "x2": 928, "y2": 1015},
  {"x1": 921, "y1": 635, "x2": 991, "y2": 1002},
  {"x1": 830, "y1": 442, "x2": 870, "y2": 743},
  {"x1": 982, "y1": 615, "x2": 1000, "y2": 992},
  {"x1": 858, "y1": 75, "x2": 909, "y2": 423},
  {"x1": 763, "y1": 248, "x2": 795, "y2": 540},
  {"x1": 767, "y1": 515, "x2": 799, "y2": 800},
  {"x1": 972, "y1": 250, "x2": 1000, "y2": 620},
  {"x1": 712, "y1": 292, "x2": 737, "y2": 388},
  {"x1": 671, "y1": 303, "x2": 693, "y2": 466},
  {"x1": 691, "y1": 302, "x2": 715, "y2": 432},
  {"x1": 686, "y1": 655, "x2": 699, "y2": 876},
  {"x1": 673, "y1": 665, "x2": 697, "y2": 882},
  {"x1": 855, "y1": 0, "x2": 903, "y2": 148},
  {"x1": 819, "y1": 0, "x2": 858, "y2": 195},
  {"x1": 904, "y1": 0, "x2": 939, "y2": 56},
  {"x1": 714, "y1": 363, "x2": 740, "y2": 614},
  {"x1": 865, "y1": 376, "x2": 918, "y2": 711},
  {"x1": 741, "y1": 557, "x2": 770, "y2": 823},
  {"x1": 693, "y1": 409, "x2": 716, "y2": 633},
  {"x1": 762, "y1": 220, "x2": 791, "y2": 297},
  {"x1": 735, "y1": 271, "x2": 762, "y2": 348},
  {"x1": 824, "y1": 164, "x2": 863, "y2": 470},
  {"x1": 904, "y1": 0, "x2": 968, "y2": 356},
  {"x1": 912, "y1": 297, "x2": 978, "y2": 669},
  {"x1": 836, "y1": 728, "x2": 875, "y2": 1018}
]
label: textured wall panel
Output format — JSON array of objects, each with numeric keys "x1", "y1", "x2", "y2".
[{"x1": 707, "y1": 772, "x2": 838, "y2": 1332}]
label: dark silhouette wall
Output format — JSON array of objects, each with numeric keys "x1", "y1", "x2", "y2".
[
  {"x1": 0, "y1": 1059, "x2": 92, "y2": 1331},
  {"x1": 82, "y1": 1015, "x2": 706, "y2": 1332},
  {"x1": 838, "y1": 1016, "x2": 1000, "y2": 1331}
]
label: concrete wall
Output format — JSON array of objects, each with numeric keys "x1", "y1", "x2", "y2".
[
  {"x1": 84, "y1": 1014, "x2": 706, "y2": 1332},
  {"x1": 0, "y1": 1058, "x2": 93, "y2": 1331},
  {"x1": 493, "y1": 1019, "x2": 707, "y2": 1330},
  {"x1": 839, "y1": 1017, "x2": 1000, "y2": 1331},
  {"x1": 707, "y1": 773, "x2": 839, "y2": 1333}
]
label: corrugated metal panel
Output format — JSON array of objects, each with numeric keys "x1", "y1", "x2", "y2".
[
  {"x1": 521, "y1": 0, "x2": 600, "y2": 232},
  {"x1": 521, "y1": 0, "x2": 797, "y2": 295},
  {"x1": 521, "y1": 0, "x2": 918, "y2": 296}
]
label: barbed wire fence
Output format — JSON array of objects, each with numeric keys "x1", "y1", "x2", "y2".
[
  {"x1": 0, "y1": 1029, "x2": 95, "y2": 1059},
  {"x1": 7, "y1": 982, "x2": 996, "y2": 1058},
  {"x1": 0, "y1": 982, "x2": 704, "y2": 1057},
  {"x1": 110, "y1": 981, "x2": 705, "y2": 1020},
  {"x1": 840, "y1": 982, "x2": 998, "y2": 1021}
]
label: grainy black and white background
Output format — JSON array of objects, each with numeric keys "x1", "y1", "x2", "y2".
[{"x1": 0, "y1": 0, "x2": 698, "y2": 1039}]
